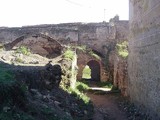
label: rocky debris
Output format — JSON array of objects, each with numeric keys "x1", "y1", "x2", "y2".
[
  {"x1": 0, "y1": 50, "x2": 49, "y2": 65},
  {"x1": 40, "y1": 61, "x2": 62, "y2": 90},
  {"x1": 0, "y1": 48, "x2": 94, "y2": 120},
  {"x1": 0, "y1": 81, "x2": 26, "y2": 108},
  {"x1": 14, "y1": 62, "x2": 63, "y2": 90},
  {"x1": 1, "y1": 53, "x2": 14, "y2": 62},
  {"x1": 26, "y1": 88, "x2": 93, "y2": 120},
  {"x1": 0, "y1": 68, "x2": 93, "y2": 120}
]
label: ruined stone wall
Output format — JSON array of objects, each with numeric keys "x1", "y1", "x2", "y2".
[
  {"x1": 112, "y1": 54, "x2": 128, "y2": 96},
  {"x1": 0, "y1": 25, "x2": 78, "y2": 44},
  {"x1": 0, "y1": 21, "x2": 128, "y2": 56},
  {"x1": 129, "y1": 0, "x2": 160, "y2": 118},
  {"x1": 0, "y1": 20, "x2": 129, "y2": 85},
  {"x1": 77, "y1": 50, "x2": 107, "y2": 81}
]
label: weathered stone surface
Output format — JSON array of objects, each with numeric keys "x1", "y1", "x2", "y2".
[
  {"x1": 77, "y1": 50, "x2": 108, "y2": 82},
  {"x1": 108, "y1": 50, "x2": 128, "y2": 96},
  {"x1": 0, "y1": 20, "x2": 128, "y2": 57},
  {"x1": 113, "y1": 56, "x2": 128, "y2": 96},
  {"x1": 0, "y1": 17, "x2": 129, "y2": 94},
  {"x1": 4, "y1": 34, "x2": 62, "y2": 58},
  {"x1": 14, "y1": 62, "x2": 63, "y2": 90},
  {"x1": 129, "y1": 0, "x2": 160, "y2": 119}
]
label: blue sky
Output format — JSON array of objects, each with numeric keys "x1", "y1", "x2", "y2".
[{"x1": 0, "y1": 0, "x2": 129, "y2": 27}]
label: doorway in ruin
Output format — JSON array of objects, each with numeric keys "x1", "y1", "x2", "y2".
[{"x1": 82, "y1": 60, "x2": 100, "y2": 81}]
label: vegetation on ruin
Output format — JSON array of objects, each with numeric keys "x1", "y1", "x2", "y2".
[
  {"x1": 88, "y1": 50, "x2": 101, "y2": 60},
  {"x1": 82, "y1": 65, "x2": 91, "y2": 79},
  {"x1": 0, "y1": 65, "x2": 29, "y2": 120},
  {"x1": 61, "y1": 63, "x2": 91, "y2": 104},
  {"x1": 0, "y1": 46, "x2": 94, "y2": 120},
  {"x1": 65, "y1": 81, "x2": 91, "y2": 104},
  {"x1": 97, "y1": 81, "x2": 113, "y2": 89},
  {"x1": 75, "y1": 45, "x2": 101, "y2": 60},
  {"x1": 15, "y1": 46, "x2": 30, "y2": 56},
  {"x1": 63, "y1": 49, "x2": 75, "y2": 60},
  {"x1": 75, "y1": 45, "x2": 87, "y2": 52},
  {"x1": 116, "y1": 41, "x2": 128, "y2": 58}
]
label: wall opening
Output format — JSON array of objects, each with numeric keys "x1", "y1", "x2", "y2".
[
  {"x1": 82, "y1": 60, "x2": 100, "y2": 81},
  {"x1": 4, "y1": 33, "x2": 62, "y2": 58},
  {"x1": 82, "y1": 65, "x2": 91, "y2": 80}
]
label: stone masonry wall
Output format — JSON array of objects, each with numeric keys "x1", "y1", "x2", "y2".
[
  {"x1": 129, "y1": 0, "x2": 160, "y2": 119},
  {"x1": 0, "y1": 19, "x2": 129, "y2": 89},
  {"x1": 77, "y1": 50, "x2": 108, "y2": 82},
  {"x1": 0, "y1": 21, "x2": 128, "y2": 56}
]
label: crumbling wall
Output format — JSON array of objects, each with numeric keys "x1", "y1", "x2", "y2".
[
  {"x1": 129, "y1": 0, "x2": 160, "y2": 119},
  {"x1": 0, "y1": 20, "x2": 129, "y2": 85},
  {"x1": 0, "y1": 21, "x2": 128, "y2": 56},
  {"x1": 112, "y1": 54, "x2": 128, "y2": 96}
]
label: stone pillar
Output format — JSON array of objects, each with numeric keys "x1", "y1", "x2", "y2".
[
  {"x1": 129, "y1": 0, "x2": 160, "y2": 119},
  {"x1": 70, "y1": 53, "x2": 78, "y2": 89}
]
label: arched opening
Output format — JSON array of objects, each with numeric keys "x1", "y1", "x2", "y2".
[
  {"x1": 82, "y1": 65, "x2": 91, "y2": 80},
  {"x1": 4, "y1": 33, "x2": 62, "y2": 58},
  {"x1": 82, "y1": 60, "x2": 100, "y2": 81}
]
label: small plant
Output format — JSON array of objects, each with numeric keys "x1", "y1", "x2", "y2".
[
  {"x1": 0, "y1": 66, "x2": 15, "y2": 83},
  {"x1": 76, "y1": 81, "x2": 90, "y2": 92},
  {"x1": 0, "y1": 43, "x2": 4, "y2": 50},
  {"x1": 68, "y1": 87, "x2": 90, "y2": 104},
  {"x1": 88, "y1": 50, "x2": 101, "y2": 60},
  {"x1": 15, "y1": 57, "x2": 24, "y2": 63},
  {"x1": 62, "y1": 81, "x2": 90, "y2": 104},
  {"x1": 116, "y1": 41, "x2": 128, "y2": 58},
  {"x1": 76, "y1": 45, "x2": 87, "y2": 52},
  {"x1": 97, "y1": 81, "x2": 113, "y2": 89},
  {"x1": 16, "y1": 46, "x2": 30, "y2": 55},
  {"x1": 63, "y1": 49, "x2": 74, "y2": 60}
]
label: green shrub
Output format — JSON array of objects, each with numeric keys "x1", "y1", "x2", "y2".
[
  {"x1": 0, "y1": 69, "x2": 15, "y2": 83},
  {"x1": 76, "y1": 45, "x2": 87, "y2": 52},
  {"x1": 15, "y1": 57, "x2": 24, "y2": 63},
  {"x1": 63, "y1": 49, "x2": 74, "y2": 60},
  {"x1": 68, "y1": 87, "x2": 90, "y2": 104},
  {"x1": 88, "y1": 50, "x2": 100, "y2": 60},
  {"x1": 116, "y1": 41, "x2": 128, "y2": 58},
  {"x1": 76, "y1": 81, "x2": 90, "y2": 92},
  {"x1": 63, "y1": 81, "x2": 90, "y2": 104},
  {"x1": 16, "y1": 46, "x2": 30, "y2": 55},
  {"x1": 0, "y1": 66, "x2": 26, "y2": 105},
  {"x1": 97, "y1": 81, "x2": 113, "y2": 89}
]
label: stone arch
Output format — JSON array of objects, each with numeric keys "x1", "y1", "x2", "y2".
[
  {"x1": 4, "y1": 33, "x2": 62, "y2": 58},
  {"x1": 86, "y1": 60, "x2": 100, "y2": 81},
  {"x1": 77, "y1": 51, "x2": 108, "y2": 81}
]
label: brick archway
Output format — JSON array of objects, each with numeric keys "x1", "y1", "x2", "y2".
[
  {"x1": 4, "y1": 33, "x2": 62, "y2": 58},
  {"x1": 77, "y1": 51, "x2": 108, "y2": 81},
  {"x1": 87, "y1": 60, "x2": 100, "y2": 81}
]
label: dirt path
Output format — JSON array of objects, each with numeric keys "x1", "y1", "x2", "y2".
[{"x1": 87, "y1": 92, "x2": 128, "y2": 120}]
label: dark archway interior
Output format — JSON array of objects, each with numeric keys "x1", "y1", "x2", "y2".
[{"x1": 87, "y1": 60, "x2": 100, "y2": 81}]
